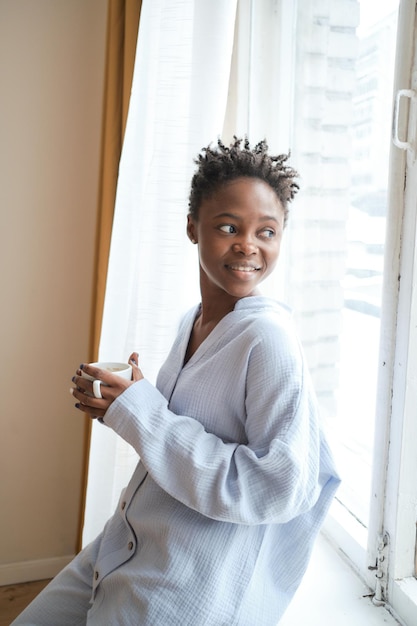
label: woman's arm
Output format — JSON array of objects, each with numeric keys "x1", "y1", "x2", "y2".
[{"x1": 102, "y1": 330, "x2": 332, "y2": 526}]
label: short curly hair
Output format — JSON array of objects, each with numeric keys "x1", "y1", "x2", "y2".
[{"x1": 188, "y1": 137, "x2": 299, "y2": 225}]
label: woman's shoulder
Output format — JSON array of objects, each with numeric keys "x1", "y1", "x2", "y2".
[
  {"x1": 233, "y1": 296, "x2": 304, "y2": 365},
  {"x1": 234, "y1": 296, "x2": 296, "y2": 336},
  {"x1": 235, "y1": 294, "x2": 291, "y2": 317}
]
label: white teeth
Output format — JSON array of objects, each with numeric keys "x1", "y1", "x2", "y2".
[{"x1": 228, "y1": 265, "x2": 258, "y2": 272}]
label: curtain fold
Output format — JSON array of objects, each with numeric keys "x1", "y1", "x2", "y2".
[
  {"x1": 91, "y1": 0, "x2": 142, "y2": 362},
  {"x1": 82, "y1": 0, "x2": 238, "y2": 546},
  {"x1": 78, "y1": 0, "x2": 142, "y2": 551}
]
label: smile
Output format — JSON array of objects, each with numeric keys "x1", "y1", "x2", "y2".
[{"x1": 225, "y1": 263, "x2": 261, "y2": 272}]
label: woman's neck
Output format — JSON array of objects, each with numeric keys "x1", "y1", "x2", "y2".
[
  {"x1": 197, "y1": 298, "x2": 236, "y2": 327},
  {"x1": 184, "y1": 296, "x2": 237, "y2": 365}
]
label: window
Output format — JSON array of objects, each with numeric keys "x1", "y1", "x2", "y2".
[
  {"x1": 271, "y1": 1, "x2": 417, "y2": 623},
  {"x1": 228, "y1": 0, "x2": 417, "y2": 622}
]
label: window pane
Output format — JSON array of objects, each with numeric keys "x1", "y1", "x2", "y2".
[{"x1": 287, "y1": 0, "x2": 399, "y2": 528}]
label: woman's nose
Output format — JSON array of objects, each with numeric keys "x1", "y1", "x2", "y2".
[{"x1": 232, "y1": 238, "x2": 257, "y2": 255}]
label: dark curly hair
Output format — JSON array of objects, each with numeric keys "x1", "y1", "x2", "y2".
[{"x1": 188, "y1": 137, "x2": 299, "y2": 225}]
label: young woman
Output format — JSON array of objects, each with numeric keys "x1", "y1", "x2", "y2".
[{"x1": 13, "y1": 138, "x2": 340, "y2": 625}]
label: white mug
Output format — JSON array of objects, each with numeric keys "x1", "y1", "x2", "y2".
[{"x1": 81, "y1": 361, "x2": 132, "y2": 398}]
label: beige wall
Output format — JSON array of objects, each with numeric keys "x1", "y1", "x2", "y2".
[{"x1": 0, "y1": 0, "x2": 108, "y2": 584}]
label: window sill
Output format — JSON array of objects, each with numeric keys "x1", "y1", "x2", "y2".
[
  {"x1": 280, "y1": 532, "x2": 402, "y2": 625},
  {"x1": 390, "y1": 578, "x2": 417, "y2": 626}
]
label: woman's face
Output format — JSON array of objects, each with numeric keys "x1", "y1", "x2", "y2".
[{"x1": 187, "y1": 177, "x2": 285, "y2": 302}]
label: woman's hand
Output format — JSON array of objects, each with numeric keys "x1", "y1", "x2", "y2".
[{"x1": 71, "y1": 352, "x2": 144, "y2": 420}]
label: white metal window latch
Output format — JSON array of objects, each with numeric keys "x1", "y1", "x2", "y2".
[
  {"x1": 393, "y1": 89, "x2": 417, "y2": 156},
  {"x1": 368, "y1": 532, "x2": 390, "y2": 606}
]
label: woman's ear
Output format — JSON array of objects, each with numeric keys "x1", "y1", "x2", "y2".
[{"x1": 187, "y1": 214, "x2": 198, "y2": 244}]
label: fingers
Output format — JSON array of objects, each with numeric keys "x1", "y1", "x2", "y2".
[
  {"x1": 73, "y1": 372, "x2": 129, "y2": 402},
  {"x1": 80, "y1": 363, "x2": 117, "y2": 386},
  {"x1": 70, "y1": 386, "x2": 107, "y2": 420},
  {"x1": 128, "y1": 352, "x2": 144, "y2": 382},
  {"x1": 71, "y1": 372, "x2": 105, "y2": 399},
  {"x1": 71, "y1": 373, "x2": 92, "y2": 396},
  {"x1": 71, "y1": 354, "x2": 143, "y2": 419},
  {"x1": 129, "y1": 352, "x2": 139, "y2": 366}
]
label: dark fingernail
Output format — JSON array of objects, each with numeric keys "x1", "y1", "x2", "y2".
[
  {"x1": 79, "y1": 364, "x2": 84, "y2": 370},
  {"x1": 72, "y1": 376, "x2": 76, "y2": 383},
  {"x1": 75, "y1": 403, "x2": 80, "y2": 409}
]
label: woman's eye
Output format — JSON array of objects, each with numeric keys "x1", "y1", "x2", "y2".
[
  {"x1": 219, "y1": 224, "x2": 236, "y2": 234},
  {"x1": 260, "y1": 228, "x2": 275, "y2": 238}
]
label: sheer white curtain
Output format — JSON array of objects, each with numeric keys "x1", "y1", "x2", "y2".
[{"x1": 82, "y1": 0, "x2": 238, "y2": 545}]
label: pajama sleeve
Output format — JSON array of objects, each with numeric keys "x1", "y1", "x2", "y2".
[{"x1": 103, "y1": 321, "x2": 328, "y2": 525}]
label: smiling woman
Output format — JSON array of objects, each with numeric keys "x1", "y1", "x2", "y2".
[
  {"x1": 79, "y1": 0, "x2": 417, "y2": 623},
  {"x1": 12, "y1": 137, "x2": 340, "y2": 626},
  {"x1": 187, "y1": 177, "x2": 285, "y2": 302},
  {"x1": 184, "y1": 139, "x2": 298, "y2": 359}
]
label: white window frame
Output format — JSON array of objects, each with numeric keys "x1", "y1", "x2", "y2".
[
  {"x1": 323, "y1": 2, "x2": 417, "y2": 624},
  {"x1": 377, "y1": 1, "x2": 417, "y2": 619}
]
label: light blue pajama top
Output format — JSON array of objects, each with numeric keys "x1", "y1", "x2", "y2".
[{"x1": 14, "y1": 296, "x2": 340, "y2": 626}]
